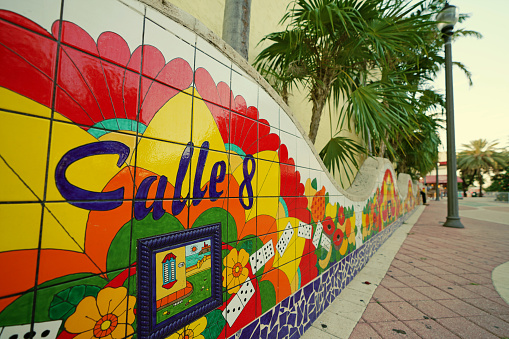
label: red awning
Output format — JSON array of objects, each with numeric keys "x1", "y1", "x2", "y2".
[{"x1": 424, "y1": 175, "x2": 462, "y2": 184}]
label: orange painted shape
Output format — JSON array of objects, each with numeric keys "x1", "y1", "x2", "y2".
[
  {"x1": 38, "y1": 249, "x2": 102, "y2": 286},
  {"x1": 0, "y1": 250, "x2": 38, "y2": 297}
]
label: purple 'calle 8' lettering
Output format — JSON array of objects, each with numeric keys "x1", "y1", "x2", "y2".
[{"x1": 55, "y1": 140, "x2": 255, "y2": 219}]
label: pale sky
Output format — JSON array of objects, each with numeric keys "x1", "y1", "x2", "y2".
[{"x1": 434, "y1": 0, "x2": 509, "y2": 151}]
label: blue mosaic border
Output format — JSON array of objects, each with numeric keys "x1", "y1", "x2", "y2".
[{"x1": 229, "y1": 208, "x2": 417, "y2": 339}]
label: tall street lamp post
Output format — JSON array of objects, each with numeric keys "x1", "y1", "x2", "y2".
[
  {"x1": 436, "y1": 162, "x2": 440, "y2": 201},
  {"x1": 437, "y1": 3, "x2": 464, "y2": 228}
]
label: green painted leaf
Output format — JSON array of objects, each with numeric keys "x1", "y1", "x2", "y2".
[
  {"x1": 49, "y1": 285, "x2": 100, "y2": 321},
  {"x1": 107, "y1": 212, "x2": 185, "y2": 270},
  {"x1": 203, "y1": 310, "x2": 226, "y2": 339},
  {"x1": 0, "y1": 293, "x2": 33, "y2": 326},
  {"x1": 259, "y1": 280, "x2": 276, "y2": 314},
  {"x1": 311, "y1": 178, "x2": 317, "y2": 190},
  {"x1": 193, "y1": 207, "x2": 237, "y2": 244}
]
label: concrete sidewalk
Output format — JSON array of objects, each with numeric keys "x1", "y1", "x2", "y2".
[{"x1": 303, "y1": 199, "x2": 509, "y2": 338}]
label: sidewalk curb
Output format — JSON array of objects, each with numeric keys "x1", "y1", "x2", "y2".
[
  {"x1": 493, "y1": 261, "x2": 509, "y2": 305},
  {"x1": 301, "y1": 205, "x2": 426, "y2": 339}
]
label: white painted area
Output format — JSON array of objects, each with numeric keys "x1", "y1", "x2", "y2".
[
  {"x1": 143, "y1": 17, "x2": 195, "y2": 68},
  {"x1": 194, "y1": 48, "x2": 232, "y2": 97},
  {"x1": 145, "y1": 6, "x2": 196, "y2": 46},
  {"x1": 231, "y1": 70, "x2": 259, "y2": 110},
  {"x1": 1, "y1": 0, "x2": 62, "y2": 32},
  {"x1": 63, "y1": 0, "x2": 144, "y2": 52},
  {"x1": 257, "y1": 89, "x2": 280, "y2": 130}
]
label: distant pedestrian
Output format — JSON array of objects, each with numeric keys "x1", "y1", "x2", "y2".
[{"x1": 420, "y1": 188, "x2": 427, "y2": 205}]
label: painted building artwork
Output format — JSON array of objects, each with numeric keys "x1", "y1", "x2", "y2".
[
  {"x1": 155, "y1": 240, "x2": 213, "y2": 322},
  {"x1": 0, "y1": 0, "x2": 418, "y2": 338}
]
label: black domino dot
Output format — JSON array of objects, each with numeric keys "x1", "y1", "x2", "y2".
[
  {"x1": 24, "y1": 331, "x2": 36, "y2": 339},
  {"x1": 41, "y1": 330, "x2": 51, "y2": 338},
  {"x1": 9, "y1": 335, "x2": 18, "y2": 339}
]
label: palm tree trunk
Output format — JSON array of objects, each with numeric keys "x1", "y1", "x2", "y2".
[
  {"x1": 308, "y1": 91, "x2": 327, "y2": 144},
  {"x1": 281, "y1": 85, "x2": 289, "y2": 105},
  {"x1": 479, "y1": 173, "x2": 484, "y2": 197}
]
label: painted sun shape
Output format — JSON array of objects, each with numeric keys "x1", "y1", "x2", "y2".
[{"x1": 0, "y1": 11, "x2": 194, "y2": 139}]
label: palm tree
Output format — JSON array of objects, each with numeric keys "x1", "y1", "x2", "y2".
[
  {"x1": 457, "y1": 139, "x2": 507, "y2": 197},
  {"x1": 254, "y1": 0, "x2": 480, "y2": 182},
  {"x1": 254, "y1": 0, "x2": 433, "y2": 145}
]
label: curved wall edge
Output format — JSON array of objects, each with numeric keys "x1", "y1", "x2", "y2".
[{"x1": 0, "y1": 0, "x2": 420, "y2": 338}]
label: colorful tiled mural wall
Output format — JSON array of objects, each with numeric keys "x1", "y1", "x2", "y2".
[{"x1": 0, "y1": 0, "x2": 418, "y2": 338}]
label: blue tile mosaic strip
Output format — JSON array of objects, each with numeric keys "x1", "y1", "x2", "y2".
[{"x1": 229, "y1": 208, "x2": 417, "y2": 339}]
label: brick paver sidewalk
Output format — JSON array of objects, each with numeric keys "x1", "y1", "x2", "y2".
[{"x1": 350, "y1": 200, "x2": 509, "y2": 338}]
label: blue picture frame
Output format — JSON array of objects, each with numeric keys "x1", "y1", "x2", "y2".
[{"x1": 137, "y1": 223, "x2": 222, "y2": 339}]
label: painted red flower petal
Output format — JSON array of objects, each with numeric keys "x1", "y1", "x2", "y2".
[
  {"x1": 1, "y1": 14, "x2": 193, "y2": 134},
  {"x1": 333, "y1": 228, "x2": 344, "y2": 249},
  {"x1": 338, "y1": 206, "x2": 346, "y2": 225},
  {"x1": 299, "y1": 251, "x2": 318, "y2": 287},
  {"x1": 195, "y1": 67, "x2": 281, "y2": 155},
  {"x1": 322, "y1": 216, "x2": 335, "y2": 235},
  {"x1": 0, "y1": 11, "x2": 57, "y2": 109}
]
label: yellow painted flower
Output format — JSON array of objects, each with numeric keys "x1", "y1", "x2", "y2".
[
  {"x1": 348, "y1": 215, "x2": 356, "y2": 246},
  {"x1": 64, "y1": 287, "x2": 136, "y2": 339},
  {"x1": 222, "y1": 248, "x2": 250, "y2": 293},
  {"x1": 167, "y1": 317, "x2": 207, "y2": 339},
  {"x1": 304, "y1": 178, "x2": 317, "y2": 207},
  {"x1": 325, "y1": 202, "x2": 337, "y2": 220}
]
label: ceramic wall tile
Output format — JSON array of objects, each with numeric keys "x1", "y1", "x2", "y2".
[
  {"x1": 45, "y1": 120, "x2": 134, "y2": 202},
  {"x1": 0, "y1": 293, "x2": 34, "y2": 334},
  {"x1": 229, "y1": 112, "x2": 258, "y2": 156},
  {"x1": 195, "y1": 40, "x2": 232, "y2": 106},
  {"x1": 143, "y1": 15, "x2": 195, "y2": 80},
  {"x1": 0, "y1": 112, "x2": 50, "y2": 202},
  {"x1": 0, "y1": 0, "x2": 62, "y2": 32},
  {"x1": 228, "y1": 152, "x2": 258, "y2": 200},
  {"x1": 145, "y1": 7, "x2": 196, "y2": 46},
  {"x1": 256, "y1": 159, "x2": 281, "y2": 198},
  {"x1": 231, "y1": 70, "x2": 258, "y2": 117},
  {"x1": 257, "y1": 89, "x2": 280, "y2": 130},
  {"x1": 309, "y1": 154, "x2": 322, "y2": 171},
  {"x1": 0, "y1": 203, "x2": 41, "y2": 297},
  {"x1": 0, "y1": 20, "x2": 57, "y2": 116},
  {"x1": 279, "y1": 110, "x2": 297, "y2": 136},
  {"x1": 279, "y1": 131, "x2": 297, "y2": 164},
  {"x1": 296, "y1": 137, "x2": 311, "y2": 170},
  {"x1": 62, "y1": 0, "x2": 144, "y2": 54}
]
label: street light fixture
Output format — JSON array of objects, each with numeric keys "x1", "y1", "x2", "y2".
[{"x1": 437, "y1": 3, "x2": 464, "y2": 228}]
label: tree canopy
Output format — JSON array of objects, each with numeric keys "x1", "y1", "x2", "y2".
[
  {"x1": 457, "y1": 139, "x2": 507, "y2": 197},
  {"x1": 254, "y1": 0, "x2": 480, "y2": 184}
]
